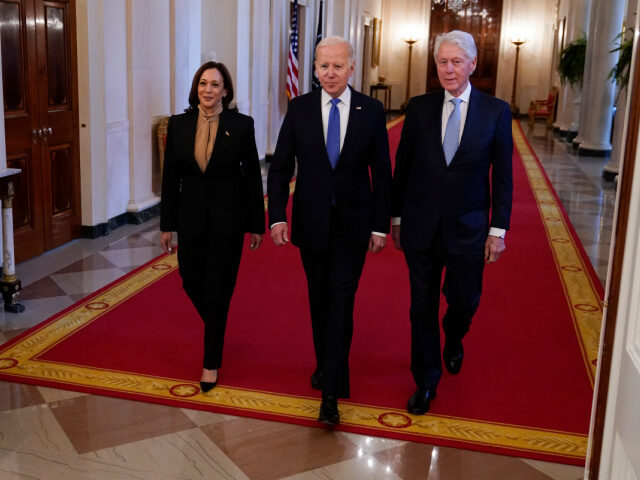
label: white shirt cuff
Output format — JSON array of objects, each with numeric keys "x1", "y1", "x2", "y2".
[
  {"x1": 488, "y1": 227, "x2": 506, "y2": 238},
  {"x1": 391, "y1": 217, "x2": 401, "y2": 226},
  {"x1": 372, "y1": 231, "x2": 386, "y2": 237},
  {"x1": 270, "y1": 221, "x2": 286, "y2": 229}
]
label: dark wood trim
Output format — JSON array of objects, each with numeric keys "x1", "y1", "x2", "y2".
[
  {"x1": 80, "y1": 206, "x2": 160, "y2": 239},
  {"x1": 587, "y1": 29, "x2": 640, "y2": 480}
]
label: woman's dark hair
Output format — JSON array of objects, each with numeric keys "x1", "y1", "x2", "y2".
[{"x1": 185, "y1": 61, "x2": 236, "y2": 113}]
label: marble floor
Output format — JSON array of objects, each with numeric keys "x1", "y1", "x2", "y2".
[{"x1": 0, "y1": 119, "x2": 611, "y2": 479}]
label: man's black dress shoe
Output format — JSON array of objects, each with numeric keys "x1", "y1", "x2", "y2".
[
  {"x1": 310, "y1": 369, "x2": 323, "y2": 390},
  {"x1": 200, "y1": 381, "x2": 217, "y2": 393},
  {"x1": 318, "y1": 395, "x2": 340, "y2": 425},
  {"x1": 443, "y1": 342, "x2": 464, "y2": 375},
  {"x1": 407, "y1": 387, "x2": 436, "y2": 415}
]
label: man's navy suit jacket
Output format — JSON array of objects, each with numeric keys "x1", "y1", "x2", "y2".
[
  {"x1": 268, "y1": 87, "x2": 392, "y2": 251},
  {"x1": 392, "y1": 87, "x2": 513, "y2": 255}
]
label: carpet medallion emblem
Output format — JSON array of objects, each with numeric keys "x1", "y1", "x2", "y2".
[
  {"x1": 575, "y1": 304, "x2": 600, "y2": 312},
  {"x1": 561, "y1": 266, "x2": 583, "y2": 272},
  {"x1": 378, "y1": 412, "x2": 412, "y2": 429},
  {"x1": 85, "y1": 302, "x2": 109, "y2": 310},
  {"x1": 152, "y1": 264, "x2": 172, "y2": 270},
  {"x1": 169, "y1": 383, "x2": 199, "y2": 397},
  {"x1": 0, "y1": 358, "x2": 18, "y2": 369},
  {"x1": 551, "y1": 238, "x2": 570, "y2": 243}
]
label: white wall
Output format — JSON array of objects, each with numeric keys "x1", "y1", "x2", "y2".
[
  {"x1": 496, "y1": 0, "x2": 557, "y2": 111},
  {"x1": 202, "y1": 1, "x2": 238, "y2": 78},
  {"x1": 104, "y1": 0, "x2": 129, "y2": 220},
  {"x1": 380, "y1": 0, "x2": 429, "y2": 109}
]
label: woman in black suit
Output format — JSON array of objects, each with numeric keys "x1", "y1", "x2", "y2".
[{"x1": 160, "y1": 62, "x2": 265, "y2": 392}]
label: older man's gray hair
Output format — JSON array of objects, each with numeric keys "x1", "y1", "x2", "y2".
[
  {"x1": 315, "y1": 36, "x2": 355, "y2": 63},
  {"x1": 433, "y1": 30, "x2": 477, "y2": 61}
]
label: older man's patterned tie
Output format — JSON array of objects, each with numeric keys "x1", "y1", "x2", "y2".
[{"x1": 443, "y1": 97, "x2": 462, "y2": 165}]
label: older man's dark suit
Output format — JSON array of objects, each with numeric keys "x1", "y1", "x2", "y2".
[
  {"x1": 268, "y1": 87, "x2": 391, "y2": 398},
  {"x1": 392, "y1": 86, "x2": 512, "y2": 389}
]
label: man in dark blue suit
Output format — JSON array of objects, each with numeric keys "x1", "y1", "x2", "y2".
[
  {"x1": 268, "y1": 36, "x2": 391, "y2": 425},
  {"x1": 392, "y1": 30, "x2": 513, "y2": 415}
]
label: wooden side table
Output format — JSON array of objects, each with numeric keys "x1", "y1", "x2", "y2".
[{"x1": 370, "y1": 84, "x2": 391, "y2": 112}]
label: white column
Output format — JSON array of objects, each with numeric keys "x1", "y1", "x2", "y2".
[
  {"x1": 236, "y1": 0, "x2": 251, "y2": 114},
  {"x1": 555, "y1": 0, "x2": 591, "y2": 135},
  {"x1": 251, "y1": 0, "x2": 272, "y2": 159},
  {"x1": 604, "y1": 0, "x2": 636, "y2": 179},
  {"x1": 172, "y1": 0, "x2": 201, "y2": 114},
  {"x1": 126, "y1": 0, "x2": 164, "y2": 213},
  {"x1": 267, "y1": 0, "x2": 288, "y2": 154},
  {"x1": 76, "y1": 0, "x2": 109, "y2": 226},
  {"x1": 575, "y1": 0, "x2": 625, "y2": 155}
]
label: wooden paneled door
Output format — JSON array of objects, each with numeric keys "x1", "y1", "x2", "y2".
[
  {"x1": 1, "y1": 0, "x2": 80, "y2": 263},
  {"x1": 426, "y1": 0, "x2": 503, "y2": 95}
]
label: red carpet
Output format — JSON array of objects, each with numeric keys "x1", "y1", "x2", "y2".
[{"x1": 0, "y1": 120, "x2": 601, "y2": 465}]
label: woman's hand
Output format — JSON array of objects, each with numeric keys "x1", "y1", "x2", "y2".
[
  {"x1": 161, "y1": 231, "x2": 175, "y2": 254},
  {"x1": 250, "y1": 234, "x2": 263, "y2": 251}
]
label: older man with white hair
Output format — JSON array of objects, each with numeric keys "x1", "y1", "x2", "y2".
[
  {"x1": 268, "y1": 36, "x2": 392, "y2": 425},
  {"x1": 391, "y1": 30, "x2": 513, "y2": 415}
]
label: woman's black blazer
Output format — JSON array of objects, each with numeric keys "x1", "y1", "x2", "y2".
[{"x1": 160, "y1": 109, "x2": 265, "y2": 238}]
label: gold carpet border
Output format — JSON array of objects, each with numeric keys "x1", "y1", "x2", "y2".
[
  {"x1": 0, "y1": 254, "x2": 586, "y2": 460},
  {"x1": 0, "y1": 355, "x2": 586, "y2": 459},
  {"x1": 512, "y1": 122, "x2": 601, "y2": 385}
]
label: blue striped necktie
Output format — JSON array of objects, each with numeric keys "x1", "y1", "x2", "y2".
[
  {"x1": 443, "y1": 97, "x2": 462, "y2": 165},
  {"x1": 326, "y1": 98, "x2": 341, "y2": 169}
]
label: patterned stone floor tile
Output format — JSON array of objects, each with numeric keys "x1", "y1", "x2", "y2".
[
  {"x1": 0, "y1": 404, "x2": 76, "y2": 456},
  {"x1": 521, "y1": 458, "x2": 585, "y2": 480},
  {"x1": 279, "y1": 455, "x2": 404, "y2": 480},
  {"x1": 98, "y1": 245, "x2": 164, "y2": 268},
  {"x1": 50, "y1": 268, "x2": 128, "y2": 296},
  {"x1": 181, "y1": 407, "x2": 234, "y2": 427},
  {"x1": 37, "y1": 386, "x2": 88, "y2": 403},
  {"x1": 373, "y1": 443, "x2": 568, "y2": 480},
  {"x1": 0, "y1": 381, "x2": 46, "y2": 412},
  {"x1": 49, "y1": 394, "x2": 196, "y2": 454},
  {"x1": 60, "y1": 428, "x2": 249, "y2": 480},
  {"x1": 202, "y1": 417, "x2": 359, "y2": 480}
]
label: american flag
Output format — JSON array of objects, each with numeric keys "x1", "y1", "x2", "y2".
[
  {"x1": 311, "y1": 1, "x2": 323, "y2": 90},
  {"x1": 286, "y1": 0, "x2": 299, "y2": 100}
]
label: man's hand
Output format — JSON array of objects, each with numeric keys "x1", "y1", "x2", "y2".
[
  {"x1": 484, "y1": 235, "x2": 505, "y2": 264},
  {"x1": 271, "y1": 223, "x2": 289, "y2": 246},
  {"x1": 250, "y1": 234, "x2": 263, "y2": 251},
  {"x1": 368, "y1": 234, "x2": 386, "y2": 253},
  {"x1": 391, "y1": 225, "x2": 402, "y2": 251},
  {"x1": 160, "y1": 231, "x2": 175, "y2": 254}
]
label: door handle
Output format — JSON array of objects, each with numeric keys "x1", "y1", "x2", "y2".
[
  {"x1": 42, "y1": 126, "x2": 52, "y2": 143},
  {"x1": 32, "y1": 128, "x2": 42, "y2": 144}
]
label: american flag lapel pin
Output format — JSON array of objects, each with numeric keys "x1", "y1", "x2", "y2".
[
  {"x1": 225, "y1": 131, "x2": 230, "y2": 136},
  {"x1": 356, "y1": 106, "x2": 362, "y2": 110}
]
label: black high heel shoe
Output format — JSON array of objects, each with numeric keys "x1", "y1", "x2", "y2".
[
  {"x1": 200, "y1": 369, "x2": 218, "y2": 393},
  {"x1": 200, "y1": 381, "x2": 217, "y2": 393}
]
